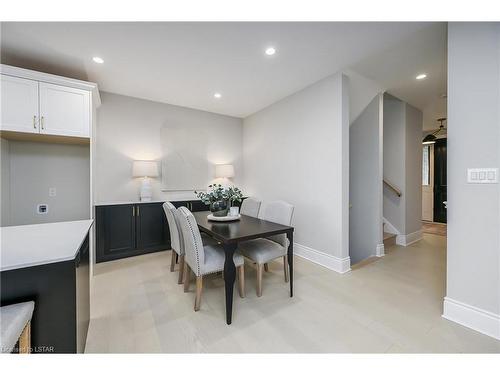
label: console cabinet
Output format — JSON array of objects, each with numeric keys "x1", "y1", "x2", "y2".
[{"x1": 95, "y1": 200, "x2": 212, "y2": 263}]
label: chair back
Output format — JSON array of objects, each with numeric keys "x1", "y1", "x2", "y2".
[
  {"x1": 258, "y1": 200, "x2": 294, "y2": 247},
  {"x1": 177, "y1": 206, "x2": 205, "y2": 276},
  {"x1": 162, "y1": 202, "x2": 183, "y2": 254},
  {"x1": 240, "y1": 197, "x2": 261, "y2": 218}
]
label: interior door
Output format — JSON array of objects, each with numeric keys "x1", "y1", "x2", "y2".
[
  {"x1": 39, "y1": 82, "x2": 90, "y2": 137},
  {"x1": 0, "y1": 75, "x2": 39, "y2": 133},
  {"x1": 422, "y1": 144, "x2": 434, "y2": 221},
  {"x1": 433, "y1": 138, "x2": 447, "y2": 223}
]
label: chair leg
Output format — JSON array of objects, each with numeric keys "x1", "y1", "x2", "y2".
[
  {"x1": 194, "y1": 276, "x2": 203, "y2": 311},
  {"x1": 256, "y1": 263, "x2": 263, "y2": 297},
  {"x1": 183, "y1": 263, "x2": 190, "y2": 292},
  {"x1": 237, "y1": 265, "x2": 245, "y2": 298},
  {"x1": 170, "y1": 250, "x2": 176, "y2": 272},
  {"x1": 264, "y1": 263, "x2": 269, "y2": 272},
  {"x1": 19, "y1": 321, "x2": 31, "y2": 354},
  {"x1": 177, "y1": 255, "x2": 185, "y2": 284},
  {"x1": 283, "y1": 255, "x2": 289, "y2": 283}
]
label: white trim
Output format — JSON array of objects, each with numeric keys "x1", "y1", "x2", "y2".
[
  {"x1": 396, "y1": 229, "x2": 423, "y2": 246},
  {"x1": 294, "y1": 242, "x2": 351, "y2": 274},
  {"x1": 443, "y1": 297, "x2": 500, "y2": 340},
  {"x1": 382, "y1": 217, "x2": 399, "y2": 235},
  {"x1": 0, "y1": 64, "x2": 101, "y2": 107},
  {"x1": 376, "y1": 243, "x2": 385, "y2": 257}
]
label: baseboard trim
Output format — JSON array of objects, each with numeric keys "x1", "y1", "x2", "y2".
[
  {"x1": 376, "y1": 243, "x2": 385, "y2": 257},
  {"x1": 294, "y1": 242, "x2": 351, "y2": 274},
  {"x1": 396, "y1": 230, "x2": 423, "y2": 246},
  {"x1": 442, "y1": 297, "x2": 500, "y2": 340}
]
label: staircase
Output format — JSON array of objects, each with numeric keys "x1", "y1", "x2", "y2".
[{"x1": 383, "y1": 232, "x2": 396, "y2": 247}]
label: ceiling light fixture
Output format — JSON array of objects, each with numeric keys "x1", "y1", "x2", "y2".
[
  {"x1": 265, "y1": 47, "x2": 276, "y2": 56},
  {"x1": 416, "y1": 73, "x2": 427, "y2": 80},
  {"x1": 214, "y1": 93, "x2": 222, "y2": 99},
  {"x1": 422, "y1": 118, "x2": 446, "y2": 144},
  {"x1": 92, "y1": 56, "x2": 104, "y2": 64}
]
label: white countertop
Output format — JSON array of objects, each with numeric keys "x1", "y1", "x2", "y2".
[
  {"x1": 0, "y1": 220, "x2": 93, "y2": 272},
  {"x1": 94, "y1": 198, "x2": 202, "y2": 206}
]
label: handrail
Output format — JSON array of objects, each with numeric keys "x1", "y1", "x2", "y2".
[{"x1": 383, "y1": 179, "x2": 402, "y2": 197}]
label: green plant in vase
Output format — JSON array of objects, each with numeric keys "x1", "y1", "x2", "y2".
[{"x1": 195, "y1": 185, "x2": 243, "y2": 217}]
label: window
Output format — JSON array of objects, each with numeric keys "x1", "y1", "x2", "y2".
[{"x1": 422, "y1": 145, "x2": 430, "y2": 186}]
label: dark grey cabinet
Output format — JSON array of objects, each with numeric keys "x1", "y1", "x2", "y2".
[
  {"x1": 1, "y1": 233, "x2": 90, "y2": 353},
  {"x1": 96, "y1": 202, "x2": 170, "y2": 263}
]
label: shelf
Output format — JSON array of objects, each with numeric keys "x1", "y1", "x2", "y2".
[{"x1": 0, "y1": 130, "x2": 90, "y2": 145}]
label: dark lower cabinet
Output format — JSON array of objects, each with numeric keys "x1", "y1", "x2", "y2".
[
  {"x1": 96, "y1": 202, "x2": 170, "y2": 263},
  {"x1": 0, "y1": 233, "x2": 90, "y2": 353}
]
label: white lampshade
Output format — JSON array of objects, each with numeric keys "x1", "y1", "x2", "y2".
[
  {"x1": 215, "y1": 164, "x2": 235, "y2": 178},
  {"x1": 132, "y1": 160, "x2": 159, "y2": 178}
]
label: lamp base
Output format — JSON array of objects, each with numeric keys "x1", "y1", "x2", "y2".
[{"x1": 139, "y1": 177, "x2": 153, "y2": 202}]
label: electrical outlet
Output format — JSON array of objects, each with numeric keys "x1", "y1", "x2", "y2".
[
  {"x1": 37, "y1": 204, "x2": 48, "y2": 214},
  {"x1": 49, "y1": 187, "x2": 57, "y2": 197}
]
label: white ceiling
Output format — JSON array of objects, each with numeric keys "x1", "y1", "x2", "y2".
[
  {"x1": 1, "y1": 22, "x2": 446, "y2": 122},
  {"x1": 350, "y1": 23, "x2": 447, "y2": 131}
]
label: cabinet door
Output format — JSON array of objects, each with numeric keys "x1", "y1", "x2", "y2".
[
  {"x1": 189, "y1": 200, "x2": 210, "y2": 212},
  {"x1": 0, "y1": 75, "x2": 39, "y2": 133},
  {"x1": 136, "y1": 203, "x2": 170, "y2": 251},
  {"x1": 96, "y1": 205, "x2": 136, "y2": 262},
  {"x1": 39, "y1": 82, "x2": 90, "y2": 137}
]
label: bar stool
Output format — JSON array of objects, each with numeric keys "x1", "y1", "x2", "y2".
[{"x1": 0, "y1": 301, "x2": 34, "y2": 354}]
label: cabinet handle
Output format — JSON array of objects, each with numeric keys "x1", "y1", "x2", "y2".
[
  {"x1": 41, "y1": 116, "x2": 45, "y2": 130},
  {"x1": 132, "y1": 206, "x2": 135, "y2": 216},
  {"x1": 33, "y1": 115, "x2": 37, "y2": 129},
  {"x1": 137, "y1": 206, "x2": 140, "y2": 216}
]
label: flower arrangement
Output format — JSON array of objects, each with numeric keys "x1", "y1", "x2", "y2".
[{"x1": 195, "y1": 184, "x2": 243, "y2": 216}]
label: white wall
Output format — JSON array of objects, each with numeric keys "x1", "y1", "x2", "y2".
[
  {"x1": 405, "y1": 103, "x2": 423, "y2": 235},
  {"x1": 95, "y1": 92, "x2": 243, "y2": 203},
  {"x1": 1, "y1": 138, "x2": 10, "y2": 225},
  {"x1": 5, "y1": 141, "x2": 90, "y2": 226},
  {"x1": 383, "y1": 95, "x2": 406, "y2": 233},
  {"x1": 349, "y1": 94, "x2": 383, "y2": 264},
  {"x1": 443, "y1": 23, "x2": 500, "y2": 339},
  {"x1": 382, "y1": 94, "x2": 423, "y2": 240},
  {"x1": 243, "y1": 72, "x2": 350, "y2": 272}
]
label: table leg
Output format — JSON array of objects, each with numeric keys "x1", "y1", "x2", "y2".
[
  {"x1": 286, "y1": 231, "x2": 294, "y2": 297},
  {"x1": 223, "y1": 242, "x2": 237, "y2": 324}
]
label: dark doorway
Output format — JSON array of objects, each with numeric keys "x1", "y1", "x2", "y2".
[{"x1": 434, "y1": 138, "x2": 447, "y2": 223}]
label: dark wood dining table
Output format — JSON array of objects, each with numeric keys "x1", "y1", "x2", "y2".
[{"x1": 192, "y1": 211, "x2": 294, "y2": 325}]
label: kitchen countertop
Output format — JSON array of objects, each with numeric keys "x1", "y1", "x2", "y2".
[{"x1": 0, "y1": 220, "x2": 93, "y2": 272}]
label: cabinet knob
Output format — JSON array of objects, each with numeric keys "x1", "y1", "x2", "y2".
[
  {"x1": 33, "y1": 115, "x2": 37, "y2": 129},
  {"x1": 41, "y1": 116, "x2": 45, "y2": 129}
]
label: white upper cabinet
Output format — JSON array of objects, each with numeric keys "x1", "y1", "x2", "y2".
[
  {"x1": 39, "y1": 83, "x2": 90, "y2": 137},
  {"x1": 0, "y1": 65, "x2": 99, "y2": 141},
  {"x1": 1, "y1": 75, "x2": 39, "y2": 134}
]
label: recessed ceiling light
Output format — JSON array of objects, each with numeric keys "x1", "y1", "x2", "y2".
[
  {"x1": 265, "y1": 47, "x2": 276, "y2": 56},
  {"x1": 214, "y1": 93, "x2": 222, "y2": 99},
  {"x1": 92, "y1": 56, "x2": 104, "y2": 64},
  {"x1": 416, "y1": 73, "x2": 427, "y2": 80}
]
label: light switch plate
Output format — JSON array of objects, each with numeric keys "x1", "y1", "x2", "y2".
[
  {"x1": 49, "y1": 187, "x2": 57, "y2": 197},
  {"x1": 467, "y1": 168, "x2": 498, "y2": 184}
]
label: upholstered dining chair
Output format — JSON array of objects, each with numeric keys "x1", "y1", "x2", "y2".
[
  {"x1": 177, "y1": 206, "x2": 245, "y2": 311},
  {"x1": 162, "y1": 202, "x2": 218, "y2": 284},
  {"x1": 240, "y1": 197, "x2": 261, "y2": 218},
  {"x1": 238, "y1": 200, "x2": 294, "y2": 297}
]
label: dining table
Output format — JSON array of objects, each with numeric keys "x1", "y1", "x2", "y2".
[{"x1": 192, "y1": 211, "x2": 294, "y2": 325}]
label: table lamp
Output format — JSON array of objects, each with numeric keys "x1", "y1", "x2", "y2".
[{"x1": 132, "y1": 160, "x2": 159, "y2": 202}]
